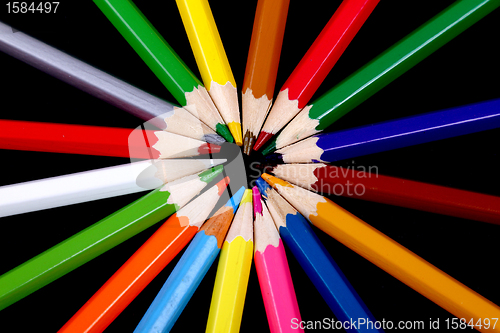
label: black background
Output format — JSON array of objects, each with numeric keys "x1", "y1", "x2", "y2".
[{"x1": 0, "y1": 1, "x2": 499, "y2": 332}]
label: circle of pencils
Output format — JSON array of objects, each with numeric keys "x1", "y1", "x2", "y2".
[{"x1": 1, "y1": 1, "x2": 500, "y2": 332}]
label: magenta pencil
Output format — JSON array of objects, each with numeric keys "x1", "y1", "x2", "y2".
[{"x1": 252, "y1": 187, "x2": 303, "y2": 333}]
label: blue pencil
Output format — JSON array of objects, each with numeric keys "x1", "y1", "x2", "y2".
[
  {"x1": 134, "y1": 187, "x2": 246, "y2": 333},
  {"x1": 256, "y1": 178, "x2": 383, "y2": 333},
  {"x1": 265, "y1": 98, "x2": 500, "y2": 163}
]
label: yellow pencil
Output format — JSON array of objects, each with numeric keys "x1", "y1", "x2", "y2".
[
  {"x1": 176, "y1": 0, "x2": 242, "y2": 146},
  {"x1": 206, "y1": 189, "x2": 253, "y2": 332}
]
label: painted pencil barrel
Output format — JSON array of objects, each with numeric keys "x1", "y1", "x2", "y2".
[
  {"x1": 206, "y1": 189, "x2": 253, "y2": 332},
  {"x1": 0, "y1": 21, "x2": 174, "y2": 128},
  {"x1": 268, "y1": 0, "x2": 500, "y2": 152},
  {"x1": 206, "y1": 237, "x2": 253, "y2": 333},
  {"x1": 279, "y1": 214, "x2": 382, "y2": 333},
  {"x1": 310, "y1": 0, "x2": 500, "y2": 131},
  {"x1": 242, "y1": 0, "x2": 289, "y2": 101},
  {"x1": 271, "y1": 164, "x2": 500, "y2": 225},
  {"x1": 59, "y1": 221, "x2": 198, "y2": 333},
  {"x1": 318, "y1": 99, "x2": 500, "y2": 162},
  {"x1": 254, "y1": 239, "x2": 302, "y2": 333},
  {"x1": 311, "y1": 198, "x2": 500, "y2": 331},
  {"x1": 241, "y1": 0, "x2": 289, "y2": 154},
  {"x1": 175, "y1": 0, "x2": 242, "y2": 145},
  {"x1": 93, "y1": 0, "x2": 201, "y2": 105},
  {"x1": 273, "y1": 98, "x2": 500, "y2": 163},
  {"x1": 134, "y1": 231, "x2": 220, "y2": 333},
  {"x1": 281, "y1": 0, "x2": 380, "y2": 108},
  {"x1": 262, "y1": 174, "x2": 500, "y2": 332},
  {"x1": 0, "y1": 167, "x2": 222, "y2": 311},
  {"x1": 0, "y1": 187, "x2": 180, "y2": 311},
  {"x1": 58, "y1": 177, "x2": 229, "y2": 333},
  {"x1": 254, "y1": 0, "x2": 379, "y2": 151}
]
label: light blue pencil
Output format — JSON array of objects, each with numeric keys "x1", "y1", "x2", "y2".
[{"x1": 134, "y1": 187, "x2": 246, "y2": 333}]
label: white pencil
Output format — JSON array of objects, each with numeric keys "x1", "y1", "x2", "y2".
[
  {"x1": 0, "y1": 20, "x2": 222, "y2": 145},
  {"x1": 0, "y1": 159, "x2": 225, "y2": 217}
]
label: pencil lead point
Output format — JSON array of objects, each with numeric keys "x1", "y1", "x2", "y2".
[
  {"x1": 255, "y1": 178, "x2": 271, "y2": 199},
  {"x1": 216, "y1": 123, "x2": 234, "y2": 143},
  {"x1": 199, "y1": 165, "x2": 224, "y2": 183},
  {"x1": 262, "y1": 153, "x2": 283, "y2": 164},
  {"x1": 253, "y1": 131, "x2": 273, "y2": 151},
  {"x1": 242, "y1": 130, "x2": 255, "y2": 155},
  {"x1": 203, "y1": 133, "x2": 226, "y2": 146},
  {"x1": 227, "y1": 122, "x2": 243, "y2": 146},
  {"x1": 215, "y1": 176, "x2": 230, "y2": 195},
  {"x1": 261, "y1": 138, "x2": 277, "y2": 156},
  {"x1": 262, "y1": 173, "x2": 293, "y2": 189}
]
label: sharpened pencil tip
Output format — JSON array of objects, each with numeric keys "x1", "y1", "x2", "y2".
[
  {"x1": 260, "y1": 138, "x2": 277, "y2": 156},
  {"x1": 227, "y1": 122, "x2": 243, "y2": 146},
  {"x1": 255, "y1": 178, "x2": 271, "y2": 198},
  {"x1": 203, "y1": 133, "x2": 226, "y2": 145},
  {"x1": 262, "y1": 173, "x2": 292, "y2": 189},
  {"x1": 199, "y1": 165, "x2": 224, "y2": 183},
  {"x1": 262, "y1": 153, "x2": 283, "y2": 164},
  {"x1": 225, "y1": 186, "x2": 246, "y2": 211},
  {"x1": 243, "y1": 130, "x2": 256, "y2": 155},
  {"x1": 198, "y1": 143, "x2": 221, "y2": 155},
  {"x1": 216, "y1": 123, "x2": 234, "y2": 143},
  {"x1": 241, "y1": 189, "x2": 253, "y2": 204},
  {"x1": 216, "y1": 177, "x2": 230, "y2": 195},
  {"x1": 253, "y1": 131, "x2": 273, "y2": 151},
  {"x1": 252, "y1": 186, "x2": 263, "y2": 216}
]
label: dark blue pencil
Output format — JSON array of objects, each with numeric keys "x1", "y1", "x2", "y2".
[
  {"x1": 256, "y1": 178, "x2": 383, "y2": 333},
  {"x1": 265, "y1": 98, "x2": 500, "y2": 163}
]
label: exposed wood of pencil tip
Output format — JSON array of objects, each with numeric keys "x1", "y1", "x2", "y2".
[
  {"x1": 225, "y1": 189, "x2": 253, "y2": 242},
  {"x1": 201, "y1": 207, "x2": 235, "y2": 248},
  {"x1": 254, "y1": 199, "x2": 280, "y2": 254},
  {"x1": 263, "y1": 187, "x2": 296, "y2": 230}
]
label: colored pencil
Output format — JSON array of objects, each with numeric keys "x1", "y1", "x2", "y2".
[
  {"x1": 265, "y1": 98, "x2": 500, "y2": 162},
  {"x1": 0, "y1": 158, "x2": 226, "y2": 218},
  {"x1": 0, "y1": 120, "x2": 221, "y2": 159},
  {"x1": 253, "y1": 187, "x2": 302, "y2": 333},
  {"x1": 134, "y1": 186, "x2": 246, "y2": 333},
  {"x1": 206, "y1": 189, "x2": 253, "y2": 333},
  {"x1": 93, "y1": 0, "x2": 233, "y2": 143},
  {"x1": 261, "y1": 0, "x2": 500, "y2": 154},
  {"x1": 254, "y1": 0, "x2": 380, "y2": 151},
  {"x1": 59, "y1": 177, "x2": 230, "y2": 333},
  {"x1": 0, "y1": 166, "x2": 223, "y2": 311},
  {"x1": 242, "y1": 0, "x2": 290, "y2": 154},
  {"x1": 175, "y1": 0, "x2": 242, "y2": 146},
  {"x1": 270, "y1": 163, "x2": 500, "y2": 225},
  {"x1": 262, "y1": 173, "x2": 500, "y2": 329},
  {"x1": 256, "y1": 178, "x2": 381, "y2": 333},
  {"x1": 0, "y1": 21, "x2": 173, "y2": 130},
  {"x1": 157, "y1": 107, "x2": 225, "y2": 145}
]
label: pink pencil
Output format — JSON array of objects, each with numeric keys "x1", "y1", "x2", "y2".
[{"x1": 252, "y1": 187, "x2": 303, "y2": 333}]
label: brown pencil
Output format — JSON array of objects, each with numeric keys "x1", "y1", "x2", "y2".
[{"x1": 242, "y1": 0, "x2": 290, "y2": 154}]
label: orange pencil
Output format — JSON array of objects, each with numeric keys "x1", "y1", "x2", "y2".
[
  {"x1": 262, "y1": 173, "x2": 500, "y2": 333},
  {"x1": 59, "y1": 177, "x2": 230, "y2": 333},
  {"x1": 241, "y1": 0, "x2": 290, "y2": 154}
]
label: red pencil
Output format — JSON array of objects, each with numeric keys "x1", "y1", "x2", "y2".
[
  {"x1": 0, "y1": 120, "x2": 221, "y2": 159},
  {"x1": 270, "y1": 163, "x2": 500, "y2": 225},
  {"x1": 253, "y1": 0, "x2": 379, "y2": 151}
]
